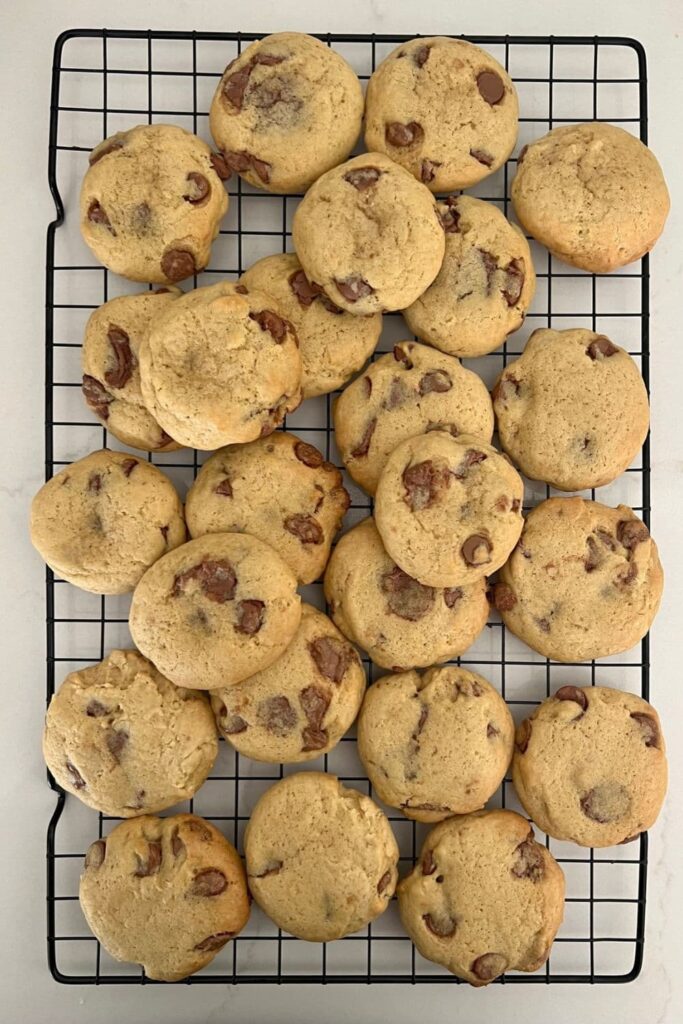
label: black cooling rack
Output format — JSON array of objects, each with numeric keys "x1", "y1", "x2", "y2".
[{"x1": 45, "y1": 30, "x2": 651, "y2": 986}]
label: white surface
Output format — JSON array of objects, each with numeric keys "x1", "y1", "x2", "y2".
[{"x1": 1, "y1": 1, "x2": 681, "y2": 1022}]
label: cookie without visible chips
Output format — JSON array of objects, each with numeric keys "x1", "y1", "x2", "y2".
[
  {"x1": 358, "y1": 667, "x2": 514, "y2": 822},
  {"x1": 80, "y1": 814, "x2": 249, "y2": 981},
  {"x1": 334, "y1": 341, "x2": 494, "y2": 496},
  {"x1": 129, "y1": 533, "x2": 301, "y2": 689},
  {"x1": 245, "y1": 772, "x2": 399, "y2": 941},
  {"x1": 513, "y1": 686, "x2": 667, "y2": 847},
  {"x1": 43, "y1": 650, "x2": 217, "y2": 817},
  {"x1": 398, "y1": 810, "x2": 565, "y2": 985},
  {"x1": 29, "y1": 449, "x2": 186, "y2": 594},
  {"x1": 80, "y1": 124, "x2": 228, "y2": 284}
]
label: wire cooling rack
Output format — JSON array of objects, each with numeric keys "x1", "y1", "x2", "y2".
[{"x1": 45, "y1": 30, "x2": 651, "y2": 986}]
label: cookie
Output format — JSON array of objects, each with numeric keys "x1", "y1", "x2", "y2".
[
  {"x1": 511, "y1": 122, "x2": 670, "y2": 272},
  {"x1": 211, "y1": 604, "x2": 365, "y2": 763},
  {"x1": 129, "y1": 533, "x2": 301, "y2": 690},
  {"x1": 186, "y1": 432, "x2": 348, "y2": 585},
  {"x1": 209, "y1": 32, "x2": 364, "y2": 194},
  {"x1": 398, "y1": 810, "x2": 565, "y2": 985},
  {"x1": 364, "y1": 37, "x2": 518, "y2": 192},
  {"x1": 239, "y1": 253, "x2": 381, "y2": 398},
  {"x1": 138, "y1": 281, "x2": 302, "y2": 450},
  {"x1": 494, "y1": 498, "x2": 663, "y2": 662},
  {"x1": 402, "y1": 196, "x2": 536, "y2": 358},
  {"x1": 334, "y1": 340, "x2": 494, "y2": 495},
  {"x1": 292, "y1": 152, "x2": 445, "y2": 315},
  {"x1": 80, "y1": 814, "x2": 249, "y2": 981},
  {"x1": 43, "y1": 650, "x2": 217, "y2": 817},
  {"x1": 324, "y1": 518, "x2": 489, "y2": 671},
  {"x1": 80, "y1": 124, "x2": 228, "y2": 284},
  {"x1": 513, "y1": 686, "x2": 667, "y2": 847},
  {"x1": 357, "y1": 667, "x2": 513, "y2": 822},
  {"x1": 81, "y1": 288, "x2": 183, "y2": 451},
  {"x1": 244, "y1": 772, "x2": 398, "y2": 941},
  {"x1": 493, "y1": 328, "x2": 649, "y2": 491},
  {"x1": 30, "y1": 450, "x2": 186, "y2": 594},
  {"x1": 375, "y1": 431, "x2": 524, "y2": 587}
]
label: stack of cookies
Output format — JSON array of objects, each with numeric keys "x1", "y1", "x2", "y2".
[{"x1": 31, "y1": 32, "x2": 670, "y2": 985}]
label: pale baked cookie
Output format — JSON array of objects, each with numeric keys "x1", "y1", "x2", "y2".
[
  {"x1": 493, "y1": 498, "x2": 663, "y2": 662},
  {"x1": 493, "y1": 328, "x2": 649, "y2": 491},
  {"x1": 358, "y1": 667, "x2": 513, "y2": 822},
  {"x1": 209, "y1": 32, "x2": 364, "y2": 194},
  {"x1": 398, "y1": 810, "x2": 565, "y2": 985},
  {"x1": 364, "y1": 37, "x2": 518, "y2": 192},
  {"x1": 334, "y1": 341, "x2": 494, "y2": 496},
  {"x1": 43, "y1": 650, "x2": 217, "y2": 817},
  {"x1": 211, "y1": 604, "x2": 365, "y2": 763},
  {"x1": 186, "y1": 432, "x2": 348, "y2": 585},
  {"x1": 513, "y1": 686, "x2": 667, "y2": 847},
  {"x1": 80, "y1": 814, "x2": 249, "y2": 981},
  {"x1": 292, "y1": 152, "x2": 445, "y2": 315},
  {"x1": 511, "y1": 122, "x2": 670, "y2": 272},
  {"x1": 239, "y1": 253, "x2": 381, "y2": 398},
  {"x1": 81, "y1": 288, "x2": 183, "y2": 451},
  {"x1": 403, "y1": 196, "x2": 535, "y2": 358},
  {"x1": 30, "y1": 450, "x2": 186, "y2": 594},
  {"x1": 375, "y1": 432, "x2": 524, "y2": 588},
  {"x1": 245, "y1": 772, "x2": 398, "y2": 941},
  {"x1": 323, "y1": 518, "x2": 488, "y2": 671},
  {"x1": 129, "y1": 533, "x2": 301, "y2": 690},
  {"x1": 80, "y1": 124, "x2": 228, "y2": 283},
  {"x1": 138, "y1": 281, "x2": 302, "y2": 450}
]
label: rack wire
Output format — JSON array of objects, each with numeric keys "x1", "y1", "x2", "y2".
[{"x1": 46, "y1": 30, "x2": 651, "y2": 985}]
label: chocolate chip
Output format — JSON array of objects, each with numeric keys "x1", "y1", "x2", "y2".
[
  {"x1": 362, "y1": 375, "x2": 373, "y2": 398},
  {"x1": 171, "y1": 827, "x2": 185, "y2": 858},
  {"x1": 223, "y1": 64, "x2": 253, "y2": 108},
  {"x1": 85, "y1": 839, "x2": 106, "y2": 868},
  {"x1": 65, "y1": 761, "x2": 85, "y2": 789},
  {"x1": 249, "y1": 308, "x2": 289, "y2": 342},
  {"x1": 617, "y1": 519, "x2": 650, "y2": 549},
  {"x1": 319, "y1": 293, "x2": 344, "y2": 314},
  {"x1": 383, "y1": 376, "x2": 409, "y2": 410},
  {"x1": 87, "y1": 200, "x2": 114, "y2": 232},
  {"x1": 479, "y1": 249, "x2": 498, "y2": 292},
  {"x1": 502, "y1": 258, "x2": 525, "y2": 306},
  {"x1": 470, "y1": 148, "x2": 494, "y2": 167},
  {"x1": 454, "y1": 449, "x2": 487, "y2": 479},
  {"x1": 172, "y1": 559, "x2": 237, "y2": 603},
  {"x1": 471, "y1": 952, "x2": 508, "y2": 982},
  {"x1": 344, "y1": 166, "x2": 382, "y2": 191},
  {"x1": 131, "y1": 202, "x2": 152, "y2": 231},
  {"x1": 300, "y1": 685, "x2": 330, "y2": 728},
  {"x1": 382, "y1": 565, "x2": 435, "y2": 621},
  {"x1": 586, "y1": 336, "x2": 618, "y2": 360},
  {"x1": 220, "y1": 711, "x2": 248, "y2": 735},
  {"x1": 161, "y1": 248, "x2": 196, "y2": 282},
  {"x1": 476, "y1": 70, "x2": 505, "y2": 105},
  {"x1": 210, "y1": 151, "x2": 231, "y2": 180},
  {"x1": 423, "y1": 913, "x2": 456, "y2": 938},
  {"x1": 511, "y1": 831, "x2": 545, "y2": 881},
  {"x1": 438, "y1": 199, "x2": 460, "y2": 233},
  {"x1": 492, "y1": 375, "x2": 520, "y2": 403},
  {"x1": 619, "y1": 833, "x2": 641, "y2": 845},
  {"x1": 426, "y1": 421, "x2": 459, "y2": 437},
  {"x1": 288, "y1": 269, "x2": 322, "y2": 307},
  {"x1": 584, "y1": 535, "x2": 603, "y2": 573},
  {"x1": 309, "y1": 636, "x2": 351, "y2": 683},
  {"x1": 385, "y1": 121, "x2": 424, "y2": 147},
  {"x1": 418, "y1": 370, "x2": 452, "y2": 395},
  {"x1": 596, "y1": 528, "x2": 618, "y2": 550},
  {"x1": 85, "y1": 699, "x2": 109, "y2": 718},
  {"x1": 335, "y1": 275, "x2": 374, "y2": 302},
  {"x1": 443, "y1": 587, "x2": 463, "y2": 609},
  {"x1": 405, "y1": 800, "x2": 452, "y2": 813},
  {"x1": 487, "y1": 722, "x2": 500, "y2": 739},
  {"x1": 235, "y1": 599, "x2": 265, "y2": 636},
  {"x1": 377, "y1": 870, "x2": 392, "y2": 895},
  {"x1": 414, "y1": 44, "x2": 431, "y2": 66},
  {"x1": 420, "y1": 159, "x2": 441, "y2": 183},
  {"x1": 183, "y1": 171, "x2": 210, "y2": 204},
  {"x1": 252, "y1": 859, "x2": 283, "y2": 878},
  {"x1": 284, "y1": 513, "x2": 323, "y2": 545},
  {"x1": 82, "y1": 375, "x2": 112, "y2": 420},
  {"x1": 517, "y1": 144, "x2": 529, "y2": 165},
  {"x1": 422, "y1": 850, "x2": 437, "y2": 875},
  {"x1": 134, "y1": 841, "x2": 161, "y2": 877},
  {"x1": 234, "y1": 284, "x2": 249, "y2": 294},
  {"x1": 294, "y1": 441, "x2": 324, "y2": 467},
  {"x1": 214, "y1": 476, "x2": 233, "y2": 497},
  {"x1": 461, "y1": 534, "x2": 492, "y2": 567},
  {"x1": 89, "y1": 139, "x2": 124, "y2": 165},
  {"x1": 580, "y1": 783, "x2": 631, "y2": 823},
  {"x1": 412, "y1": 705, "x2": 429, "y2": 742},
  {"x1": 223, "y1": 150, "x2": 252, "y2": 172},
  {"x1": 516, "y1": 718, "x2": 531, "y2": 753},
  {"x1": 630, "y1": 711, "x2": 661, "y2": 748},
  {"x1": 160, "y1": 525, "x2": 169, "y2": 543},
  {"x1": 106, "y1": 729, "x2": 128, "y2": 762},
  {"x1": 393, "y1": 345, "x2": 413, "y2": 369},
  {"x1": 250, "y1": 156, "x2": 272, "y2": 184},
  {"x1": 403, "y1": 459, "x2": 451, "y2": 512},
  {"x1": 351, "y1": 418, "x2": 376, "y2": 458},
  {"x1": 190, "y1": 869, "x2": 227, "y2": 896},
  {"x1": 555, "y1": 685, "x2": 588, "y2": 713},
  {"x1": 156, "y1": 428, "x2": 175, "y2": 448},
  {"x1": 259, "y1": 695, "x2": 297, "y2": 736},
  {"x1": 537, "y1": 617, "x2": 551, "y2": 633},
  {"x1": 88, "y1": 472, "x2": 102, "y2": 494},
  {"x1": 121, "y1": 458, "x2": 137, "y2": 478},
  {"x1": 194, "y1": 932, "x2": 233, "y2": 952},
  {"x1": 101, "y1": 326, "x2": 134, "y2": 389}
]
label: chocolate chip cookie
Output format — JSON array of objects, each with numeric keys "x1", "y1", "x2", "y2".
[
  {"x1": 80, "y1": 124, "x2": 228, "y2": 283},
  {"x1": 30, "y1": 449, "x2": 186, "y2": 594},
  {"x1": 80, "y1": 814, "x2": 249, "y2": 981},
  {"x1": 186, "y1": 432, "x2": 348, "y2": 585},
  {"x1": 129, "y1": 533, "x2": 301, "y2": 689},
  {"x1": 239, "y1": 253, "x2": 381, "y2": 398},
  {"x1": 493, "y1": 498, "x2": 663, "y2": 662},
  {"x1": 334, "y1": 341, "x2": 494, "y2": 496},
  {"x1": 375, "y1": 432, "x2": 524, "y2": 587},
  {"x1": 43, "y1": 650, "x2": 217, "y2": 817},
  {"x1": 358, "y1": 667, "x2": 514, "y2": 822},
  {"x1": 493, "y1": 328, "x2": 649, "y2": 491},
  {"x1": 513, "y1": 686, "x2": 667, "y2": 847},
  {"x1": 398, "y1": 810, "x2": 565, "y2": 985},
  {"x1": 403, "y1": 196, "x2": 536, "y2": 358},
  {"x1": 211, "y1": 604, "x2": 365, "y2": 763},
  {"x1": 323, "y1": 518, "x2": 489, "y2": 671},
  {"x1": 511, "y1": 122, "x2": 670, "y2": 272},
  {"x1": 210, "y1": 32, "x2": 364, "y2": 194},
  {"x1": 245, "y1": 772, "x2": 398, "y2": 941},
  {"x1": 139, "y1": 281, "x2": 302, "y2": 450},
  {"x1": 364, "y1": 37, "x2": 519, "y2": 192},
  {"x1": 81, "y1": 288, "x2": 183, "y2": 451},
  {"x1": 292, "y1": 152, "x2": 445, "y2": 315}
]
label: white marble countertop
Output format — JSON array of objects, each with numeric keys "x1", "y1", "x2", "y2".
[{"x1": 1, "y1": 0, "x2": 681, "y2": 1021}]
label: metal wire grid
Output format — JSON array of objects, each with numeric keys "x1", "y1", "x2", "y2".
[{"x1": 45, "y1": 30, "x2": 651, "y2": 986}]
